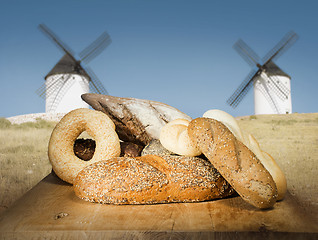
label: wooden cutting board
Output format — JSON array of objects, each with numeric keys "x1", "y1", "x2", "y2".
[{"x1": 0, "y1": 173, "x2": 317, "y2": 239}]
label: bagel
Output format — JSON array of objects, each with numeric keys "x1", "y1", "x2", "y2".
[
  {"x1": 159, "y1": 119, "x2": 201, "y2": 157},
  {"x1": 48, "y1": 108, "x2": 121, "y2": 184},
  {"x1": 203, "y1": 109, "x2": 287, "y2": 200}
]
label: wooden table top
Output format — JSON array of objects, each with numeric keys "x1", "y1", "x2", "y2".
[{"x1": 0, "y1": 173, "x2": 317, "y2": 239}]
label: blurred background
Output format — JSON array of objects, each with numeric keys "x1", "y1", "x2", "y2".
[{"x1": 1, "y1": 0, "x2": 317, "y2": 118}]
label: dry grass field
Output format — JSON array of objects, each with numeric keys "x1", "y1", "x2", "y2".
[
  {"x1": 0, "y1": 113, "x2": 317, "y2": 222},
  {"x1": 0, "y1": 118, "x2": 55, "y2": 214},
  {"x1": 237, "y1": 113, "x2": 318, "y2": 222}
]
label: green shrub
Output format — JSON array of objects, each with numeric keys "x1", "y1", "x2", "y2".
[
  {"x1": 0, "y1": 118, "x2": 12, "y2": 129},
  {"x1": 18, "y1": 119, "x2": 56, "y2": 129},
  {"x1": 0, "y1": 118, "x2": 57, "y2": 130}
]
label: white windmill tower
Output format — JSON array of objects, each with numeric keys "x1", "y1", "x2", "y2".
[
  {"x1": 227, "y1": 31, "x2": 298, "y2": 115},
  {"x1": 36, "y1": 24, "x2": 110, "y2": 113}
]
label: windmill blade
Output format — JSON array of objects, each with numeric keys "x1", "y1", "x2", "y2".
[
  {"x1": 36, "y1": 75, "x2": 64, "y2": 98},
  {"x1": 79, "y1": 31, "x2": 112, "y2": 64},
  {"x1": 78, "y1": 75, "x2": 90, "y2": 91},
  {"x1": 38, "y1": 24, "x2": 76, "y2": 60},
  {"x1": 84, "y1": 66, "x2": 109, "y2": 95},
  {"x1": 48, "y1": 75, "x2": 73, "y2": 112},
  {"x1": 45, "y1": 75, "x2": 67, "y2": 99},
  {"x1": 233, "y1": 39, "x2": 261, "y2": 67},
  {"x1": 266, "y1": 74, "x2": 290, "y2": 101},
  {"x1": 35, "y1": 83, "x2": 46, "y2": 98},
  {"x1": 262, "y1": 31, "x2": 299, "y2": 65},
  {"x1": 43, "y1": 75, "x2": 64, "y2": 98},
  {"x1": 227, "y1": 69, "x2": 260, "y2": 108},
  {"x1": 256, "y1": 80, "x2": 280, "y2": 114}
]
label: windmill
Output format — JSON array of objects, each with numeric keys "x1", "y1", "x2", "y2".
[
  {"x1": 36, "y1": 24, "x2": 111, "y2": 113},
  {"x1": 227, "y1": 31, "x2": 298, "y2": 115}
]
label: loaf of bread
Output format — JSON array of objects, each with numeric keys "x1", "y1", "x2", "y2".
[
  {"x1": 73, "y1": 155, "x2": 235, "y2": 205},
  {"x1": 81, "y1": 93, "x2": 192, "y2": 146},
  {"x1": 203, "y1": 109, "x2": 287, "y2": 201},
  {"x1": 188, "y1": 118, "x2": 278, "y2": 209}
]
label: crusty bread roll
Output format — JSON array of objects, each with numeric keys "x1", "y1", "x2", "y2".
[
  {"x1": 188, "y1": 118, "x2": 278, "y2": 209},
  {"x1": 203, "y1": 109, "x2": 287, "y2": 200},
  {"x1": 73, "y1": 155, "x2": 235, "y2": 205},
  {"x1": 81, "y1": 93, "x2": 192, "y2": 146},
  {"x1": 159, "y1": 119, "x2": 201, "y2": 157}
]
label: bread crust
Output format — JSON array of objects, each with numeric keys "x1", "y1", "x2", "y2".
[
  {"x1": 73, "y1": 155, "x2": 235, "y2": 204},
  {"x1": 188, "y1": 117, "x2": 278, "y2": 209},
  {"x1": 81, "y1": 93, "x2": 192, "y2": 146}
]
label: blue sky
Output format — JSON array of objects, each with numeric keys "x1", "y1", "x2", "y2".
[{"x1": 0, "y1": 0, "x2": 317, "y2": 118}]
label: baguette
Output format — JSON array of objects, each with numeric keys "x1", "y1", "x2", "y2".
[
  {"x1": 73, "y1": 155, "x2": 235, "y2": 204},
  {"x1": 203, "y1": 109, "x2": 287, "y2": 200},
  {"x1": 188, "y1": 118, "x2": 278, "y2": 209}
]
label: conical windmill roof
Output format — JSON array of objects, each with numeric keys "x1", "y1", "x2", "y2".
[
  {"x1": 45, "y1": 54, "x2": 90, "y2": 80},
  {"x1": 265, "y1": 61, "x2": 290, "y2": 78}
]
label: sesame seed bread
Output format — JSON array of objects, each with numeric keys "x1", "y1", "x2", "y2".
[
  {"x1": 188, "y1": 118, "x2": 278, "y2": 209},
  {"x1": 203, "y1": 109, "x2": 287, "y2": 201},
  {"x1": 73, "y1": 155, "x2": 235, "y2": 205}
]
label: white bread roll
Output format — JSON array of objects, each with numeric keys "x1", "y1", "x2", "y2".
[
  {"x1": 245, "y1": 134, "x2": 287, "y2": 200},
  {"x1": 159, "y1": 119, "x2": 202, "y2": 157},
  {"x1": 203, "y1": 109, "x2": 287, "y2": 200},
  {"x1": 203, "y1": 109, "x2": 244, "y2": 141}
]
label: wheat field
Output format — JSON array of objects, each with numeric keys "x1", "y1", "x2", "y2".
[{"x1": 0, "y1": 113, "x2": 317, "y2": 221}]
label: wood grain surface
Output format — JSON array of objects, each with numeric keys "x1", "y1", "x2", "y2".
[{"x1": 0, "y1": 172, "x2": 317, "y2": 240}]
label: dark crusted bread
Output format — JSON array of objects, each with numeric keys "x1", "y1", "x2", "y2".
[
  {"x1": 73, "y1": 155, "x2": 235, "y2": 205},
  {"x1": 81, "y1": 93, "x2": 192, "y2": 146},
  {"x1": 188, "y1": 117, "x2": 278, "y2": 209},
  {"x1": 74, "y1": 138, "x2": 96, "y2": 161},
  {"x1": 74, "y1": 138, "x2": 143, "y2": 159}
]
